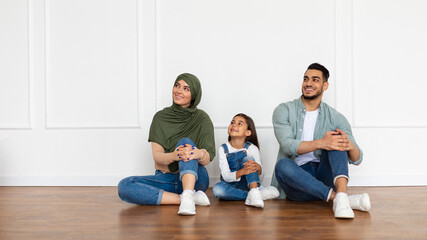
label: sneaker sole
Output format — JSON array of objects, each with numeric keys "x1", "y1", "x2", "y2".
[
  {"x1": 334, "y1": 212, "x2": 355, "y2": 219},
  {"x1": 178, "y1": 211, "x2": 196, "y2": 216},
  {"x1": 360, "y1": 193, "x2": 371, "y2": 212},
  {"x1": 245, "y1": 201, "x2": 264, "y2": 208},
  {"x1": 195, "y1": 202, "x2": 210, "y2": 206}
]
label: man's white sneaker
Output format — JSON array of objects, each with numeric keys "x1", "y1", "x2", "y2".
[
  {"x1": 349, "y1": 193, "x2": 371, "y2": 212},
  {"x1": 245, "y1": 188, "x2": 264, "y2": 208},
  {"x1": 259, "y1": 186, "x2": 280, "y2": 200},
  {"x1": 194, "y1": 190, "x2": 210, "y2": 206},
  {"x1": 178, "y1": 191, "x2": 196, "y2": 215},
  {"x1": 333, "y1": 192, "x2": 354, "y2": 219}
]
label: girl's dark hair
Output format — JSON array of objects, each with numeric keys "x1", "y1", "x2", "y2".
[{"x1": 228, "y1": 113, "x2": 260, "y2": 149}]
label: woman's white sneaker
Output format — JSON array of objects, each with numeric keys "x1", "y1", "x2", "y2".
[
  {"x1": 245, "y1": 188, "x2": 264, "y2": 208},
  {"x1": 349, "y1": 193, "x2": 371, "y2": 212},
  {"x1": 178, "y1": 191, "x2": 196, "y2": 215},
  {"x1": 333, "y1": 192, "x2": 354, "y2": 219},
  {"x1": 194, "y1": 190, "x2": 210, "y2": 206}
]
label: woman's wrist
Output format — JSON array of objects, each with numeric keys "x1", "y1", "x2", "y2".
[
  {"x1": 197, "y1": 149, "x2": 210, "y2": 165},
  {"x1": 199, "y1": 149, "x2": 205, "y2": 160},
  {"x1": 172, "y1": 151, "x2": 181, "y2": 162}
]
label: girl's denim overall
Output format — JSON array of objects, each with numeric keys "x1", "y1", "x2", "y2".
[{"x1": 212, "y1": 142, "x2": 261, "y2": 200}]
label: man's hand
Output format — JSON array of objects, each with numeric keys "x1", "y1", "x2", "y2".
[
  {"x1": 336, "y1": 129, "x2": 355, "y2": 151},
  {"x1": 319, "y1": 129, "x2": 352, "y2": 151}
]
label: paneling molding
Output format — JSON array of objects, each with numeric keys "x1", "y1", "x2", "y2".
[
  {"x1": 0, "y1": 0, "x2": 32, "y2": 130},
  {"x1": 44, "y1": 0, "x2": 141, "y2": 129},
  {"x1": 351, "y1": 0, "x2": 427, "y2": 128}
]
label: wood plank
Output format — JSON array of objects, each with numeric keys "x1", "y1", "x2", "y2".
[{"x1": 0, "y1": 186, "x2": 426, "y2": 239}]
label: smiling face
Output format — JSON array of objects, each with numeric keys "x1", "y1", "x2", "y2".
[
  {"x1": 173, "y1": 80, "x2": 192, "y2": 108},
  {"x1": 228, "y1": 116, "x2": 252, "y2": 140},
  {"x1": 301, "y1": 69, "x2": 329, "y2": 100}
]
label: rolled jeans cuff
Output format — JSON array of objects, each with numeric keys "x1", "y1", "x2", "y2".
[
  {"x1": 326, "y1": 188, "x2": 333, "y2": 202},
  {"x1": 333, "y1": 175, "x2": 349, "y2": 185},
  {"x1": 245, "y1": 172, "x2": 261, "y2": 188},
  {"x1": 180, "y1": 170, "x2": 198, "y2": 181},
  {"x1": 156, "y1": 189, "x2": 164, "y2": 205}
]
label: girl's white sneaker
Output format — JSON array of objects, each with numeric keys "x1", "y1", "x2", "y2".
[
  {"x1": 245, "y1": 188, "x2": 264, "y2": 208},
  {"x1": 259, "y1": 186, "x2": 280, "y2": 200}
]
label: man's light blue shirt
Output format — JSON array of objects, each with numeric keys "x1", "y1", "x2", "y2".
[{"x1": 271, "y1": 97, "x2": 363, "y2": 198}]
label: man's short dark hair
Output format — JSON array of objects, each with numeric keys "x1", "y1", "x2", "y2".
[{"x1": 307, "y1": 63, "x2": 329, "y2": 82}]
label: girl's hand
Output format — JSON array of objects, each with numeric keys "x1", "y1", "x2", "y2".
[
  {"x1": 239, "y1": 159, "x2": 259, "y2": 175},
  {"x1": 243, "y1": 159, "x2": 261, "y2": 173}
]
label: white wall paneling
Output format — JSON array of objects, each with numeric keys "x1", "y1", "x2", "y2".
[
  {"x1": 0, "y1": 0, "x2": 31, "y2": 129},
  {"x1": 347, "y1": 0, "x2": 427, "y2": 186},
  {"x1": 45, "y1": 0, "x2": 140, "y2": 128},
  {"x1": 0, "y1": 0, "x2": 157, "y2": 186},
  {"x1": 353, "y1": 0, "x2": 427, "y2": 127},
  {"x1": 1, "y1": 0, "x2": 427, "y2": 186},
  {"x1": 155, "y1": 0, "x2": 336, "y2": 127}
]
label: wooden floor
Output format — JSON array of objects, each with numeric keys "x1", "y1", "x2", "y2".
[{"x1": 0, "y1": 186, "x2": 426, "y2": 240}]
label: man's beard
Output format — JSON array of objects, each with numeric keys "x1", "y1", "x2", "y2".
[{"x1": 302, "y1": 89, "x2": 323, "y2": 100}]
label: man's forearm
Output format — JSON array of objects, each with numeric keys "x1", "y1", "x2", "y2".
[
  {"x1": 347, "y1": 144, "x2": 360, "y2": 162},
  {"x1": 296, "y1": 140, "x2": 321, "y2": 155}
]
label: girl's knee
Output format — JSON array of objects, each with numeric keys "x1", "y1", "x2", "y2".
[
  {"x1": 242, "y1": 156, "x2": 255, "y2": 163},
  {"x1": 212, "y1": 183, "x2": 226, "y2": 198}
]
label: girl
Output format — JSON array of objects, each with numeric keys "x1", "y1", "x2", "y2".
[
  {"x1": 118, "y1": 73, "x2": 215, "y2": 216},
  {"x1": 212, "y1": 113, "x2": 279, "y2": 208}
]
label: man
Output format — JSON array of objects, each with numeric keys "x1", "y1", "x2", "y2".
[{"x1": 271, "y1": 63, "x2": 370, "y2": 218}]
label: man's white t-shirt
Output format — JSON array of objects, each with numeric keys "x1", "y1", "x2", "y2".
[{"x1": 294, "y1": 109, "x2": 320, "y2": 166}]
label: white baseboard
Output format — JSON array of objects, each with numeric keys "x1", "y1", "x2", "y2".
[
  {"x1": 0, "y1": 175, "x2": 123, "y2": 186},
  {"x1": 1, "y1": 175, "x2": 427, "y2": 187},
  {"x1": 347, "y1": 175, "x2": 427, "y2": 186}
]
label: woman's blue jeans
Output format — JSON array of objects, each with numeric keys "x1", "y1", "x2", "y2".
[
  {"x1": 117, "y1": 138, "x2": 209, "y2": 205},
  {"x1": 274, "y1": 150, "x2": 349, "y2": 201},
  {"x1": 212, "y1": 156, "x2": 261, "y2": 201}
]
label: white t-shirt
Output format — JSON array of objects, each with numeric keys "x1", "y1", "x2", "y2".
[
  {"x1": 218, "y1": 142, "x2": 263, "y2": 182},
  {"x1": 294, "y1": 109, "x2": 320, "y2": 166}
]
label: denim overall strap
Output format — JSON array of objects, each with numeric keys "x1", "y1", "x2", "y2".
[
  {"x1": 225, "y1": 145, "x2": 248, "y2": 173},
  {"x1": 222, "y1": 143, "x2": 229, "y2": 158},
  {"x1": 243, "y1": 142, "x2": 251, "y2": 149}
]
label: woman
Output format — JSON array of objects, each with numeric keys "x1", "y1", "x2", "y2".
[{"x1": 118, "y1": 73, "x2": 216, "y2": 216}]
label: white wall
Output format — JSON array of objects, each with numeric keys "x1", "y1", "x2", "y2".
[{"x1": 1, "y1": 0, "x2": 426, "y2": 186}]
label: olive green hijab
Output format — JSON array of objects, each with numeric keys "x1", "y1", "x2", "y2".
[{"x1": 148, "y1": 73, "x2": 216, "y2": 172}]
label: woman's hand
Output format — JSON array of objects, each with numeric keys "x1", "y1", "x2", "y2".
[{"x1": 175, "y1": 144, "x2": 201, "y2": 162}]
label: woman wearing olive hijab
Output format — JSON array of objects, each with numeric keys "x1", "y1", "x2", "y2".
[{"x1": 118, "y1": 73, "x2": 216, "y2": 215}]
